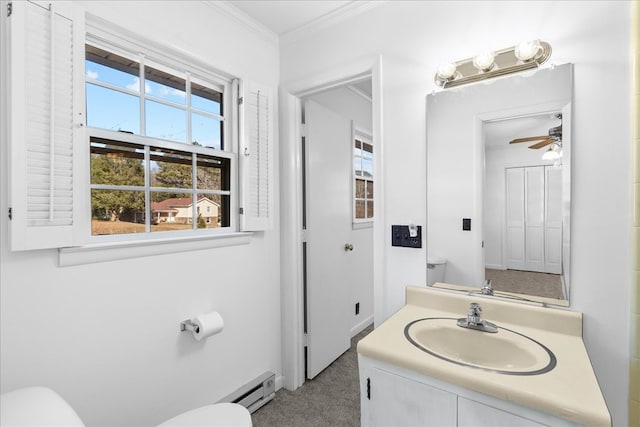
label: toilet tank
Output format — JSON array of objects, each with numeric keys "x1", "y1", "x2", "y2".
[{"x1": 427, "y1": 257, "x2": 447, "y2": 286}]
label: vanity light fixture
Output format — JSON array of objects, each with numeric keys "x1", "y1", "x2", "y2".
[{"x1": 434, "y1": 40, "x2": 551, "y2": 88}]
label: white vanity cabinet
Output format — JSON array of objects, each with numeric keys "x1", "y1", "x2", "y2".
[{"x1": 360, "y1": 356, "x2": 581, "y2": 427}]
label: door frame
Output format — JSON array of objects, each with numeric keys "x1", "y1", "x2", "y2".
[{"x1": 280, "y1": 56, "x2": 383, "y2": 391}]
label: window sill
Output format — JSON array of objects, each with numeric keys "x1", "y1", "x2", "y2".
[{"x1": 58, "y1": 232, "x2": 252, "y2": 267}]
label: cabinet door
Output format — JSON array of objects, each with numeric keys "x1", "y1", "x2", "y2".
[
  {"x1": 368, "y1": 368, "x2": 457, "y2": 427},
  {"x1": 458, "y1": 397, "x2": 546, "y2": 427}
]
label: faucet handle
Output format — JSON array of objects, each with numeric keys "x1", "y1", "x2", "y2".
[{"x1": 469, "y1": 302, "x2": 482, "y2": 316}]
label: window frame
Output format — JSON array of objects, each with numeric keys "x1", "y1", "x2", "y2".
[
  {"x1": 82, "y1": 36, "x2": 239, "y2": 244},
  {"x1": 353, "y1": 127, "x2": 374, "y2": 225}
]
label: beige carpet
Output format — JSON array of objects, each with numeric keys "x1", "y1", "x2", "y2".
[
  {"x1": 485, "y1": 268, "x2": 565, "y2": 300},
  {"x1": 251, "y1": 325, "x2": 373, "y2": 427}
]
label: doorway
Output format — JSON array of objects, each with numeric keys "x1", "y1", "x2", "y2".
[{"x1": 302, "y1": 80, "x2": 374, "y2": 379}]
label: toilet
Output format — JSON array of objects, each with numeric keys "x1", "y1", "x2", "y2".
[
  {"x1": 427, "y1": 256, "x2": 447, "y2": 286},
  {"x1": 0, "y1": 386, "x2": 252, "y2": 427}
]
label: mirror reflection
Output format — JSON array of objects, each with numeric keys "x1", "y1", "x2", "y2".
[{"x1": 426, "y1": 64, "x2": 572, "y2": 305}]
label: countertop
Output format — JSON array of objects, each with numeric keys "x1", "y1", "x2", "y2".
[{"x1": 357, "y1": 286, "x2": 611, "y2": 426}]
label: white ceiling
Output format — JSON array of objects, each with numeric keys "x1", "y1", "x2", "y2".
[
  {"x1": 225, "y1": 0, "x2": 353, "y2": 36},
  {"x1": 484, "y1": 114, "x2": 561, "y2": 149}
]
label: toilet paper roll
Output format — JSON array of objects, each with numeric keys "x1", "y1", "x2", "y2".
[{"x1": 192, "y1": 311, "x2": 224, "y2": 341}]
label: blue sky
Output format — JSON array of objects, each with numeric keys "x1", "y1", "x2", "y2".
[{"x1": 85, "y1": 59, "x2": 222, "y2": 149}]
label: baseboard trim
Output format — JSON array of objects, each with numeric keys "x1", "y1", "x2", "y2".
[{"x1": 351, "y1": 315, "x2": 374, "y2": 338}]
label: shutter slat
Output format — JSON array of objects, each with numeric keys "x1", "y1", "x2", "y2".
[
  {"x1": 9, "y1": 0, "x2": 77, "y2": 250},
  {"x1": 239, "y1": 81, "x2": 274, "y2": 231}
]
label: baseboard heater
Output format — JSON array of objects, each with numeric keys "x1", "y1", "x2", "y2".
[{"x1": 220, "y1": 371, "x2": 276, "y2": 413}]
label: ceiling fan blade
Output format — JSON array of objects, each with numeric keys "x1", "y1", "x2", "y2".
[
  {"x1": 509, "y1": 135, "x2": 549, "y2": 144},
  {"x1": 528, "y1": 139, "x2": 554, "y2": 149}
]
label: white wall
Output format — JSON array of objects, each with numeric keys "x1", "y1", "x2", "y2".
[
  {"x1": 0, "y1": 2, "x2": 281, "y2": 426},
  {"x1": 308, "y1": 86, "x2": 374, "y2": 333},
  {"x1": 280, "y1": 1, "x2": 631, "y2": 425}
]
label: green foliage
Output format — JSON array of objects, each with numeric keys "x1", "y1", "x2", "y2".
[
  {"x1": 197, "y1": 213, "x2": 206, "y2": 229},
  {"x1": 91, "y1": 155, "x2": 144, "y2": 221}
]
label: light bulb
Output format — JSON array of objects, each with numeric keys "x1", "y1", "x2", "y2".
[
  {"x1": 515, "y1": 40, "x2": 542, "y2": 62},
  {"x1": 472, "y1": 51, "x2": 495, "y2": 72},
  {"x1": 542, "y1": 146, "x2": 561, "y2": 161},
  {"x1": 436, "y1": 62, "x2": 457, "y2": 80}
]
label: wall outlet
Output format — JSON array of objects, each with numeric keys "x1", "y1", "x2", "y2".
[
  {"x1": 391, "y1": 225, "x2": 422, "y2": 248},
  {"x1": 355, "y1": 302, "x2": 360, "y2": 315}
]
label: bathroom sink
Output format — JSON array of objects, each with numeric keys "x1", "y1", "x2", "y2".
[{"x1": 404, "y1": 317, "x2": 556, "y2": 375}]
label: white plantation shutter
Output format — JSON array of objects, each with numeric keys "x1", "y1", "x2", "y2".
[
  {"x1": 8, "y1": 1, "x2": 79, "y2": 250},
  {"x1": 239, "y1": 81, "x2": 274, "y2": 231}
]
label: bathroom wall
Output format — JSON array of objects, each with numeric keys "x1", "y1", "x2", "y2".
[
  {"x1": 0, "y1": 2, "x2": 281, "y2": 426},
  {"x1": 307, "y1": 86, "x2": 374, "y2": 334},
  {"x1": 280, "y1": 1, "x2": 631, "y2": 425}
]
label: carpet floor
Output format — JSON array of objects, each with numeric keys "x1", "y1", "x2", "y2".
[
  {"x1": 485, "y1": 268, "x2": 564, "y2": 300},
  {"x1": 251, "y1": 325, "x2": 373, "y2": 427}
]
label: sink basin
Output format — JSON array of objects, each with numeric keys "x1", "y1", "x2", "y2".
[{"x1": 404, "y1": 317, "x2": 556, "y2": 375}]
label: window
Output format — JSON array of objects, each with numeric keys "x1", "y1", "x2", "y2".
[
  {"x1": 7, "y1": 1, "x2": 274, "y2": 253},
  {"x1": 85, "y1": 44, "x2": 232, "y2": 237},
  {"x1": 353, "y1": 131, "x2": 374, "y2": 222}
]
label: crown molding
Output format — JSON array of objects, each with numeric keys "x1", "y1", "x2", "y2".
[
  {"x1": 281, "y1": 1, "x2": 387, "y2": 46},
  {"x1": 202, "y1": 1, "x2": 279, "y2": 46}
]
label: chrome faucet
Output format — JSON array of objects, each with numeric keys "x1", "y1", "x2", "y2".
[
  {"x1": 457, "y1": 302, "x2": 498, "y2": 333},
  {"x1": 481, "y1": 279, "x2": 494, "y2": 295}
]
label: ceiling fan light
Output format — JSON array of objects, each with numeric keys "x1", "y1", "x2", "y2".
[{"x1": 542, "y1": 146, "x2": 561, "y2": 161}]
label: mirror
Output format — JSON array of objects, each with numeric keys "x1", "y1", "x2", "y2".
[{"x1": 426, "y1": 64, "x2": 573, "y2": 305}]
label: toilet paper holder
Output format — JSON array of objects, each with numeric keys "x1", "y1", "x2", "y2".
[{"x1": 180, "y1": 319, "x2": 200, "y2": 333}]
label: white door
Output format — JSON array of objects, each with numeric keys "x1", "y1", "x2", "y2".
[
  {"x1": 304, "y1": 100, "x2": 352, "y2": 379},
  {"x1": 544, "y1": 166, "x2": 563, "y2": 274},
  {"x1": 506, "y1": 166, "x2": 561, "y2": 274},
  {"x1": 506, "y1": 168, "x2": 525, "y2": 270},
  {"x1": 524, "y1": 166, "x2": 545, "y2": 272}
]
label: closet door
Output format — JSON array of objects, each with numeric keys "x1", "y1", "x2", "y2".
[
  {"x1": 506, "y1": 168, "x2": 525, "y2": 270},
  {"x1": 523, "y1": 166, "x2": 545, "y2": 272},
  {"x1": 544, "y1": 166, "x2": 563, "y2": 274}
]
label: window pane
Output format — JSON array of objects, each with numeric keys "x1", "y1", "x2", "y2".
[
  {"x1": 362, "y1": 157, "x2": 373, "y2": 178},
  {"x1": 86, "y1": 83, "x2": 140, "y2": 134},
  {"x1": 354, "y1": 156, "x2": 362, "y2": 176},
  {"x1": 366, "y1": 181, "x2": 374, "y2": 199},
  {"x1": 192, "y1": 113, "x2": 222, "y2": 150},
  {"x1": 194, "y1": 193, "x2": 229, "y2": 228},
  {"x1": 355, "y1": 139, "x2": 362, "y2": 149},
  {"x1": 145, "y1": 100, "x2": 187, "y2": 143},
  {"x1": 197, "y1": 155, "x2": 230, "y2": 191},
  {"x1": 363, "y1": 142, "x2": 373, "y2": 154},
  {"x1": 145, "y1": 66, "x2": 186, "y2": 105},
  {"x1": 191, "y1": 82, "x2": 222, "y2": 115},
  {"x1": 85, "y1": 45, "x2": 140, "y2": 91},
  {"x1": 355, "y1": 200, "x2": 366, "y2": 219},
  {"x1": 150, "y1": 193, "x2": 194, "y2": 232},
  {"x1": 150, "y1": 148, "x2": 192, "y2": 188},
  {"x1": 91, "y1": 190, "x2": 145, "y2": 235},
  {"x1": 356, "y1": 179, "x2": 365, "y2": 198},
  {"x1": 90, "y1": 139, "x2": 144, "y2": 186},
  {"x1": 366, "y1": 201, "x2": 374, "y2": 218}
]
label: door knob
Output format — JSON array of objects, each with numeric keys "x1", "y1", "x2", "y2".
[{"x1": 344, "y1": 243, "x2": 354, "y2": 251}]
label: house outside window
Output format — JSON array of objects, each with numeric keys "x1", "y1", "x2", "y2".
[
  {"x1": 85, "y1": 44, "x2": 233, "y2": 237},
  {"x1": 353, "y1": 131, "x2": 374, "y2": 222}
]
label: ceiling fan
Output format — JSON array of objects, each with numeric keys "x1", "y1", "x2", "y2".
[{"x1": 509, "y1": 114, "x2": 562, "y2": 149}]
